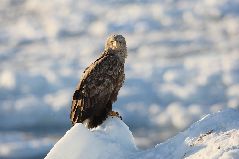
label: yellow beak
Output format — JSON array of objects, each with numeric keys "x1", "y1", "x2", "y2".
[{"x1": 113, "y1": 41, "x2": 118, "y2": 48}]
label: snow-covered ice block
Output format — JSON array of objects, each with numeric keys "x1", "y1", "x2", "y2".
[
  {"x1": 45, "y1": 117, "x2": 137, "y2": 159},
  {"x1": 45, "y1": 109, "x2": 239, "y2": 159},
  {"x1": 137, "y1": 108, "x2": 239, "y2": 159}
]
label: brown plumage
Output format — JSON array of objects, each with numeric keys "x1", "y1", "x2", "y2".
[{"x1": 70, "y1": 34, "x2": 127, "y2": 128}]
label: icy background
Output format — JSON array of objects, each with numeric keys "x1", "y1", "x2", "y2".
[{"x1": 0, "y1": 0, "x2": 239, "y2": 158}]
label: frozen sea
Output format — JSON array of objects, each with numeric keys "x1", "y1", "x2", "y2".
[{"x1": 0, "y1": 0, "x2": 239, "y2": 158}]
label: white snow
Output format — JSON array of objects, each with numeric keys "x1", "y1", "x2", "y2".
[
  {"x1": 45, "y1": 109, "x2": 239, "y2": 159},
  {"x1": 45, "y1": 117, "x2": 137, "y2": 159}
]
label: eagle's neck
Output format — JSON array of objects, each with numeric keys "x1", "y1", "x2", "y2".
[
  {"x1": 104, "y1": 48, "x2": 127, "y2": 63},
  {"x1": 117, "y1": 50, "x2": 127, "y2": 63}
]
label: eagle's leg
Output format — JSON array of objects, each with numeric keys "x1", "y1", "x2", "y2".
[{"x1": 108, "y1": 111, "x2": 122, "y2": 120}]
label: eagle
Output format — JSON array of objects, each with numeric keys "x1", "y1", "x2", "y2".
[{"x1": 70, "y1": 34, "x2": 127, "y2": 129}]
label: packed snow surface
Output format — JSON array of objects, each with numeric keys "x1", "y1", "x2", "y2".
[
  {"x1": 46, "y1": 109, "x2": 239, "y2": 159},
  {"x1": 45, "y1": 117, "x2": 137, "y2": 159}
]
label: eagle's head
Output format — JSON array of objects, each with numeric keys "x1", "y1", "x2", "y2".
[{"x1": 105, "y1": 35, "x2": 127, "y2": 60}]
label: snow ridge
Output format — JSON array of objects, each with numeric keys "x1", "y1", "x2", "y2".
[{"x1": 45, "y1": 109, "x2": 239, "y2": 159}]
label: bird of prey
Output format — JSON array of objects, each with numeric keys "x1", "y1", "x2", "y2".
[{"x1": 70, "y1": 34, "x2": 127, "y2": 129}]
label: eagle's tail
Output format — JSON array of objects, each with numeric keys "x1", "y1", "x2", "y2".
[
  {"x1": 71, "y1": 100, "x2": 93, "y2": 125},
  {"x1": 71, "y1": 90, "x2": 113, "y2": 128},
  {"x1": 70, "y1": 99, "x2": 110, "y2": 128},
  {"x1": 70, "y1": 99, "x2": 82, "y2": 125}
]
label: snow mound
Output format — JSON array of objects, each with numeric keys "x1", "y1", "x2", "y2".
[
  {"x1": 137, "y1": 108, "x2": 239, "y2": 159},
  {"x1": 45, "y1": 117, "x2": 137, "y2": 159},
  {"x1": 45, "y1": 109, "x2": 239, "y2": 159}
]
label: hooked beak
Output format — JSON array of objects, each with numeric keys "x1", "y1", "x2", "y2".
[{"x1": 112, "y1": 41, "x2": 118, "y2": 48}]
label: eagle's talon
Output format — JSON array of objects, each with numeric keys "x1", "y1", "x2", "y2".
[{"x1": 108, "y1": 111, "x2": 122, "y2": 120}]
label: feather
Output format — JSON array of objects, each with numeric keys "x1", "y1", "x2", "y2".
[
  {"x1": 70, "y1": 34, "x2": 127, "y2": 128},
  {"x1": 70, "y1": 52, "x2": 125, "y2": 128}
]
